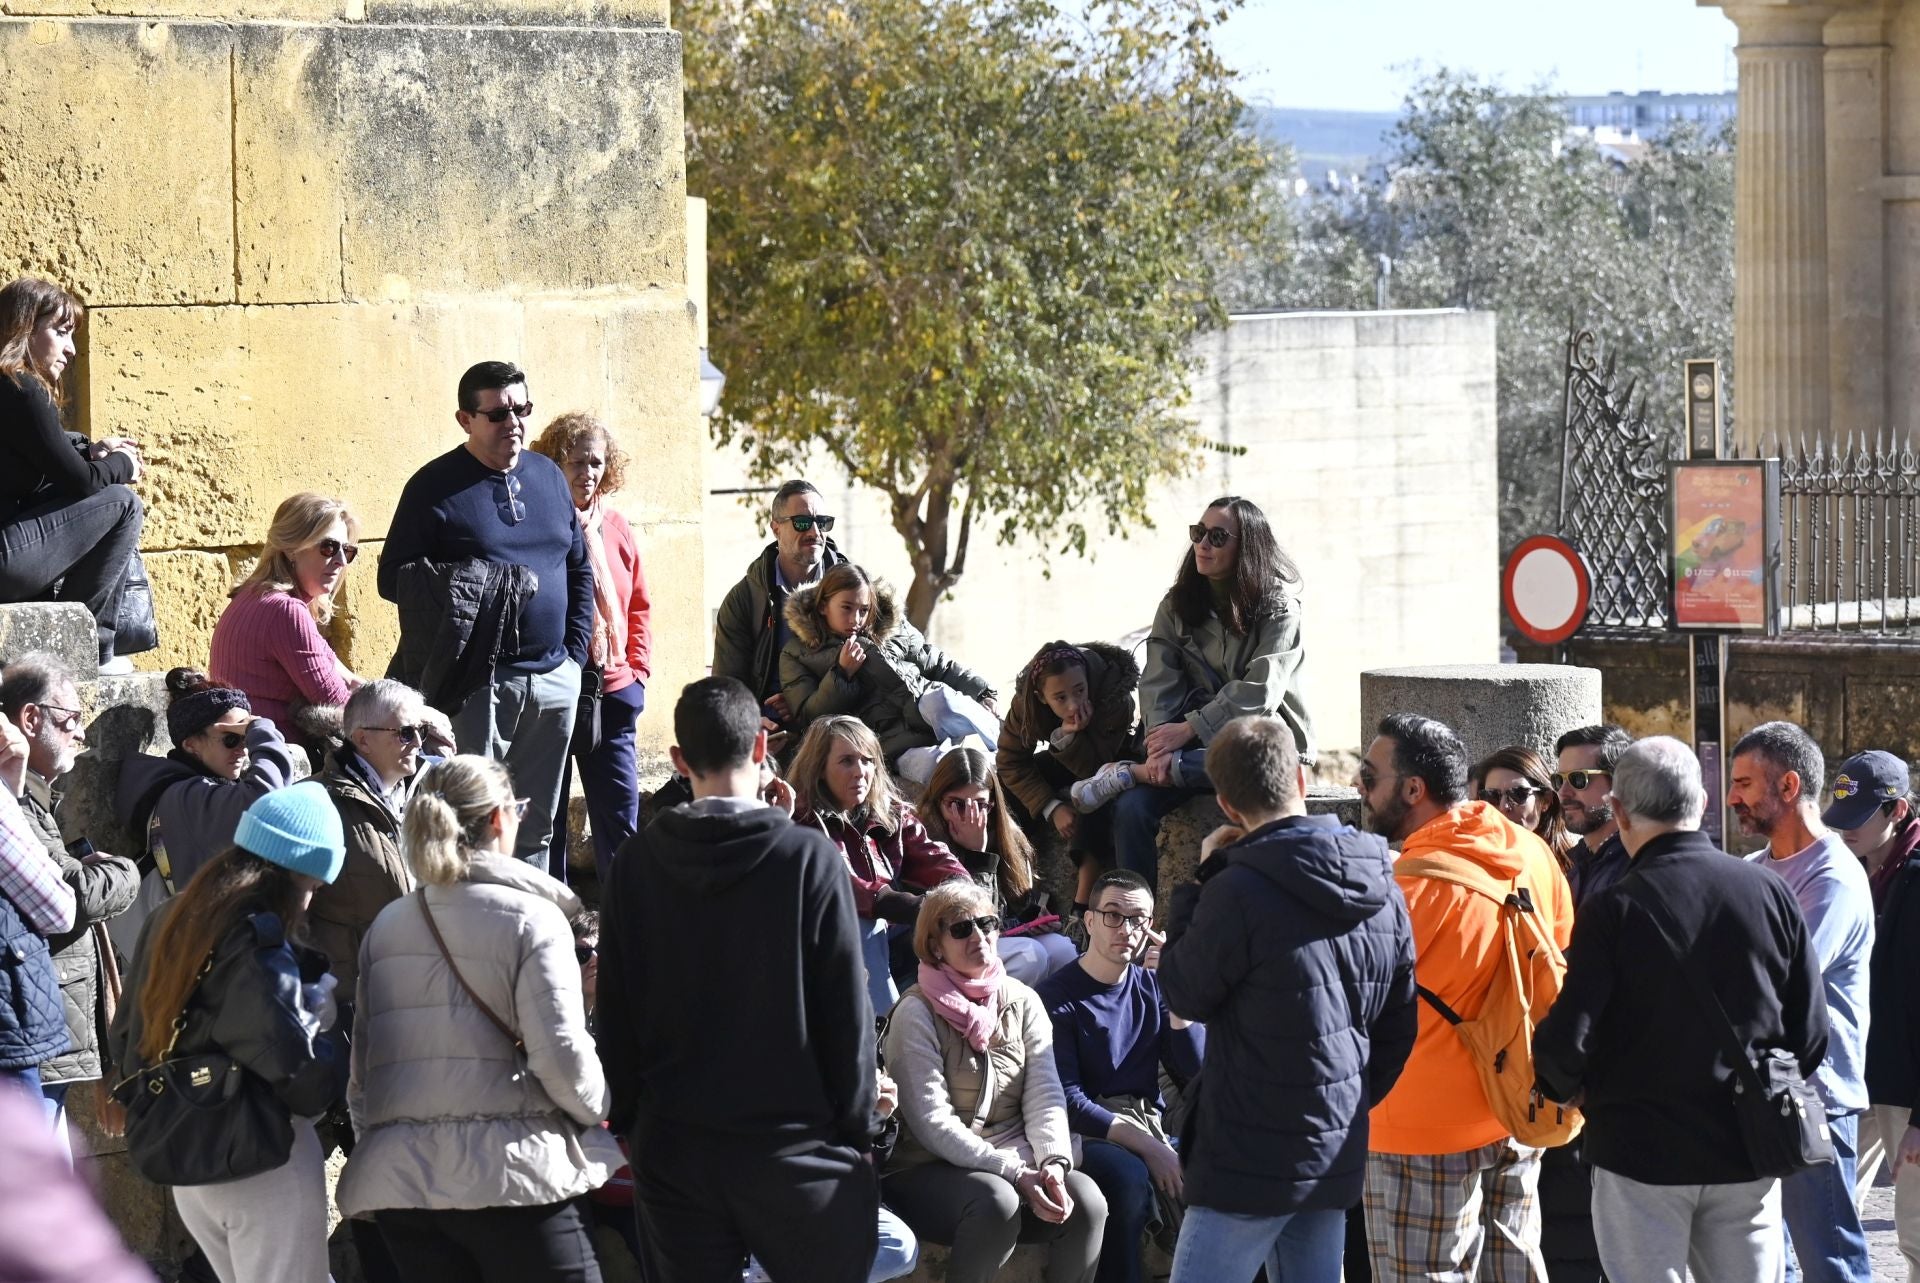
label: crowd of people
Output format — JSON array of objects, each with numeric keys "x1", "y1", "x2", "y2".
[{"x1": 0, "y1": 268, "x2": 1915, "y2": 1283}]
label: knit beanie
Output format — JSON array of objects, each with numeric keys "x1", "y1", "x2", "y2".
[
  {"x1": 234, "y1": 783, "x2": 346, "y2": 884},
  {"x1": 168, "y1": 687, "x2": 252, "y2": 748}
]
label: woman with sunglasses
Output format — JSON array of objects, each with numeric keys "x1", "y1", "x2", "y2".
[
  {"x1": 339, "y1": 755, "x2": 621, "y2": 1282},
  {"x1": 1109, "y1": 496, "x2": 1315, "y2": 882},
  {"x1": 920, "y1": 747, "x2": 1078, "y2": 985},
  {"x1": 882, "y1": 880, "x2": 1107, "y2": 1283},
  {"x1": 210, "y1": 492, "x2": 365, "y2": 751},
  {"x1": 1470, "y1": 746, "x2": 1575, "y2": 869}
]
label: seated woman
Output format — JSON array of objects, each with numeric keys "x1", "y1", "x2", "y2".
[
  {"x1": 789, "y1": 715, "x2": 969, "y2": 1014},
  {"x1": 1108, "y1": 496, "x2": 1315, "y2": 882},
  {"x1": 921, "y1": 747, "x2": 1078, "y2": 986},
  {"x1": 882, "y1": 881, "x2": 1107, "y2": 1283},
  {"x1": 210, "y1": 492, "x2": 363, "y2": 749},
  {"x1": 112, "y1": 669, "x2": 298, "y2": 958},
  {"x1": 337, "y1": 755, "x2": 621, "y2": 1283},
  {"x1": 0, "y1": 278, "x2": 145, "y2": 671},
  {"x1": 781, "y1": 563, "x2": 1000, "y2": 782},
  {"x1": 997, "y1": 640, "x2": 1143, "y2": 913},
  {"x1": 1471, "y1": 745, "x2": 1575, "y2": 869}
]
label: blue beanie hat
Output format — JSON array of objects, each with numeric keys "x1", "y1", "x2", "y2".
[{"x1": 234, "y1": 783, "x2": 345, "y2": 884}]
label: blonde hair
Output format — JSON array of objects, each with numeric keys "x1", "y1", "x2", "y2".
[
  {"x1": 402, "y1": 756, "x2": 515, "y2": 887},
  {"x1": 913, "y1": 880, "x2": 996, "y2": 966},
  {"x1": 233, "y1": 492, "x2": 361, "y2": 625},
  {"x1": 530, "y1": 411, "x2": 628, "y2": 499},
  {"x1": 789, "y1": 716, "x2": 903, "y2": 832}
]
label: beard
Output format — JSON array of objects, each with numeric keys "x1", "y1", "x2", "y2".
[
  {"x1": 1365, "y1": 793, "x2": 1409, "y2": 842},
  {"x1": 1564, "y1": 798, "x2": 1614, "y2": 836},
  {"x1": 1732, "y1": 796, "x2": 1781, "y2": 836}
]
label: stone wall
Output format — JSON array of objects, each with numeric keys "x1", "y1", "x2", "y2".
[{"x1": 4, "y1": 0, "x2": 705, "y2": 768}]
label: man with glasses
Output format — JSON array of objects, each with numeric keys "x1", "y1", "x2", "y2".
[
  {"x1": 1037, "y1": 867, "x2": 1205, "y2": 1283},
  {"x1": 380, "y1": 360, "x2": 593, "y2": 872},
  {"x1": 1155, "y1": 715, "x2": 1415, "y2": 1283},
  {"x1": 0, "y1": 653, "x2": 139, "y2": 1152},
  {"x1": 1554, "y1": 725, "x2": 1633, "y2": 907},
  {"x1": 713, "y1": 479, "x2": 848, "y2": 737}
]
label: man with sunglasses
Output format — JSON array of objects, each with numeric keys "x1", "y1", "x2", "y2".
[
  {"x1": 1554, "y1": 725, "x2": 1633, "y2": 908},
  {"x1": 713, "y1": 479, "x2": 848, "y2": 735},
  {"x1": 380, "y1": 360, "x2": 593, "y2": 873}
]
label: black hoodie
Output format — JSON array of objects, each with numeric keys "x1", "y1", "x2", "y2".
[
  {"x1": 1159, "y1": 812, "x2": 1418, "y2": 1216},
  {"x1": 598, "y1": 798, "x2": 876, "y2": 1148}
]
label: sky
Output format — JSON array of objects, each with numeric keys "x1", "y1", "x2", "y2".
[{"x1": 1217, "y1": 0, "x2": 1739, "y2": 112}]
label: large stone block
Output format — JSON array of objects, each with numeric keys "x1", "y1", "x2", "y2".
[
  {"x1": 1154, "y1": 786, "x2": 1364, "y2": 904},
  {"x1": 0, "y1": 601, "x2": 97, "y2": 671},
  {"x1": 59, "y1": 672, "x2": 169, "y2": 856},
  {"x1": 234, "y1": 26, "x2": 348, "y2": 301},
  {"x1": 366, "y1": 0, "x2": 668, "y2": 24},
  {"x1": 0, "y1": 20, "x2": 233, "y2": 305},
  {"x1": 138, "y1": 549, "x2": 232, "y2": 673},
  {"x1": 1359, "y1": 664, "x2": 1604, "y2": 764}
]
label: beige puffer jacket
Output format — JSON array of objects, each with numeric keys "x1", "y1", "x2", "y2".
[{"x1": 338, "y1": 853, "x2": 620, "y2": 1215}]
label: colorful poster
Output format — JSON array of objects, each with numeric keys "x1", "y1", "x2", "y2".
[{"x1": 1672, "y1": 463, "x2": 1771, "y2": 630}]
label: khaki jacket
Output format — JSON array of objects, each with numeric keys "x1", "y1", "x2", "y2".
[{"x1": 1139, "y1": 590, "x2": 1315, "y2": 758}]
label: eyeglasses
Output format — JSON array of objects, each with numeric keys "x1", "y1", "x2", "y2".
[
  {"x1": 1189, "y1": 523, "x2": 1236, "y2": 549},
  {"x1": 497, "y1": 471, "x2": 526, "y2": 525},
  {"x1": 941, "y1": 796, "x2": 989, "y2": 816},
  {"x1": 574, "y1": 944, "x2": 597, "y2": 965},
  {"x1": 1357, "y1": 766, "x2": 1401, "y2": 793},
  {"x1": 314, "y1": 537, "x2": 359, "y2": 564},
  {"x1": 35, "y1": 704, "x2": 83, "y2": 732},
  {"x1": 216, "y1": 731, "x2": 247, "y2": 750},
  {"x1": 945, "y1": 915, "x2": 1001, "y2": 941},
  {"x1": 1096, "y1": 909, "x2": 1150, "y2": 932},
  {"x1": 1479, "y1": 785, "x2": 1538, "y2": 809},
  {"x1": 774, "y1": 514, "x2": 837, "y2": 534},
  {"x1": 364, "y1": 724, "x2": 426, "y2": 745},
  {"x1": 476, "y1": 401, "x2": 534, "y2": 424},
  {"x1": 1551, "y1": 770, "x2": 1612, "y2": 791}
]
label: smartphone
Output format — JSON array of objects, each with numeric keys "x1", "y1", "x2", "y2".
[{"x1": 65, "y1": 837, "x2": 96, "y2": 859}]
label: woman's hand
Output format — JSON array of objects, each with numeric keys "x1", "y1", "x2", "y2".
[
  {"x1": 1896, "y1": 1124, "x2": 1920, "y2": 1175},
  {"x1": 875, "y1": 1071, "x2": 899, "y2": 1120},
  {"x1": 1050, "y1": 806, "x2": 1079, "y2": 841},
  {"x1": 1145, "y1": 721, "x2": 1197, "y2": 759},
  {"x1": 979, "y1": 694, "x2": 999, "y2": 716},
  {"x1": 1015, "y1": 1165, "x2": 1073, "y2": 1224},
  {"x1": 1058, "y1": 699, "x2": 1092, "y2": 735},
  {"x1": 1134, "y1": 752, "x2": 1174, "y2": 788},
  {"x1": 837, "y1": 637, "x2": 868, "y2": 677}
]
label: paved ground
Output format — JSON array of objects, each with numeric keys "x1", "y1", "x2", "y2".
[{"x1": 1864, "y1": 1181, "x2": 1905, "y2": 1279}]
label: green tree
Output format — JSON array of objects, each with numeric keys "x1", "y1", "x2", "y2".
[{"x1": 685, "y1": 0, "x2": 1274, "y2": 628}]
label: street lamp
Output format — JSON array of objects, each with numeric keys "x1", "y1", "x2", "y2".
[{"x1": 699, "y1": 347, "x2": 726, "y2": 419}]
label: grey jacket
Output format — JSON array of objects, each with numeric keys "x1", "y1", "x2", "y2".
[
  {"x1": 712, "y1": 540, "x2": 849, "y2": 702},
  {"x1": 1139, "y1": 590, "x2": 1316, "y2": 760}
]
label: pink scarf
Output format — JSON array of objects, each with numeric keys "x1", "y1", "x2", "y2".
[
  {"x1": 577, "y1": 500, "x2": 623, "y2": 669},
  {"x1": 917, "y1": 957, "x2": 1005, "y2": 1052}
]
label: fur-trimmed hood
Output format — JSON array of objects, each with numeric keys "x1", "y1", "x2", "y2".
[{"x1": 784, "y1": 577, "x2": 906, "y2": 651}]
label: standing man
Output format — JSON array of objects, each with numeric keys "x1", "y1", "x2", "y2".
[
  {"x1": 379, "y1": 360, "x2": 591, "y2": 872},
  {"x1": 712, "y1": 480, "x2": 848, "y2": 735},
  {"x1": 1037, "y1": 867, "x2": 1206, "y2": 1283},
  {"x1": 598, "y1": 677, "x2": 878, "y2": 1281},
  {"x1": 1534, "y1": 736, "x2": 1829, "y2": 1283},
  {"x1": 1554, "y1": 725, "x2": 1633, "y2": 905},
  {"x1": 1358, "y1": 713, "x2": 1572, "y2": 1283},
  {"x1": 1729, "y1": 721, "x2": 1874, "y2": 1283},
  {"x1": 1157, "y1": 715, "x2": 1416, "y2": 1282}
]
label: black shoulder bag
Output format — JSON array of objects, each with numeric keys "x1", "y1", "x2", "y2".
[{"x1": 1626, "y1": 882, "x2": 1834, "y2": 1177}]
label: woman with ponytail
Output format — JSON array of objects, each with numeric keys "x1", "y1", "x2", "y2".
[{"x1": 338, "y1": 755, "x2": 620, "y2": 1282}]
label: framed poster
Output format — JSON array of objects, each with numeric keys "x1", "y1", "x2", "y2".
[{"x1": 1668, "y1": 459, "x2": 1779, "y2": 633}]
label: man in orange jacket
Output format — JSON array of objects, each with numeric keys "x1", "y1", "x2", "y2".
[{"x1": 1356, "y1": 713, "x2": 1574, "y2": 1283}]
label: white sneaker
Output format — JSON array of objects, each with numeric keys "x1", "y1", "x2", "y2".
[
  {"x1": 1071, "y1": 762, "x2": 1136, "y2": 814},
  {"x1": 98, "y1": 656, "x2": 134, "y2": 675}
]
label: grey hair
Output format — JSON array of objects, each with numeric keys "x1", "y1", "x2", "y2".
[
  {"x1": 768, "y1": 479, "x2": 819, "y2": 523},
  {"x1": 342, "y1": 679, "x2": 424, "y2": 737},
  {"x1": 1611, "y1": 736, "x2": 1705, "y2": 828},
  {"x1": 0, "y1": 652, "x2": 78, "y2": 719}
]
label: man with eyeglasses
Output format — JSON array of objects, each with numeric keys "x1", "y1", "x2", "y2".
[
  {"x1": 713, "y1": 479, "x2": 848, "y2": 736},
  {"x1": 0, "y1": 653, "x2": 139, "y2": 1153},
  {"x1": 1554, "y1": 725, "x2": 1633, "y2": 908},
  {"x1": 380, "y1": 360, "x2": 593, "y2": 873},
  {"x1": 1036, "y1": 867, "x2": 1204, "y2": 1283}
]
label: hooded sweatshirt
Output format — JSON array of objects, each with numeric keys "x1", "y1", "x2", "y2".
[
  {"x1": 597, "y1": 798, "x2": 876, "y2": 1148},
  {"x1": 1159, "y1": 813, "x2": 1418, "y2": 1215},
  {"x1": 1370, "y1": 802, "x2": 1575, "y2": 1156}
]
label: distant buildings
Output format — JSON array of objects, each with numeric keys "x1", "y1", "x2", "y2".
[{"x1": 1561, "y1": 90, "x2": 1736, "y2": 137}]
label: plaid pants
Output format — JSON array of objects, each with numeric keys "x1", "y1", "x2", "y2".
[{"x1": 1364, "y1": 1138, "x2": 1548, "y2": 1283}]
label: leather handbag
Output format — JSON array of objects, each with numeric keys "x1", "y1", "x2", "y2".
[
  {"x1": 112, "y1": 550, "x2": 161, "y2": 657},
  {"x1": 113, "y1": 952, "x2": 294, "y2": 1187},
  {"x1": 570, "y1": 664, "x2": 605, "y2": 758},
  {"x1": 1628, "y1": 883, "x2": 1834, "y2": 1177}
]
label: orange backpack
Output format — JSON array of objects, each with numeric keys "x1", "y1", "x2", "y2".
[{"x1": 1398, "y1": 855, "x2": 1583, "y2": 1148}]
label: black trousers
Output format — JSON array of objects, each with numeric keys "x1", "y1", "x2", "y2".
[
  {"x1": 375, "y1": 1201, "x2": 603, "y2": 1283},
  {"x1": 0, "y1": 484, "x2": 142, "y2": 663},
  {"x1": 634, "y1": 1121, "x2": 878, "y2": 1283}
]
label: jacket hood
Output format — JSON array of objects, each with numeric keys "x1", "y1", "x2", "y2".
[
  {"x1": 1012, "y1": 639, "x2": 1139, "y2": 706},
  {"x1": 116, "y1": 750, "x2": 206, "y2": 831},
  {"x1": 647, "y1": 802, "x2": 798, "y2": 897},
  {"x1": 784, "y1": 577, "x2": 903, "y2": 651},
  {"x1": 1399, "y1": 801, "x2": 1531, "y2": 879},
  {"x1": 1228, "y1": 814, "x2": 1396, "y2": 923},
  {"x1": 462, "y1": 851, "x2": 584, "y2": 920}
]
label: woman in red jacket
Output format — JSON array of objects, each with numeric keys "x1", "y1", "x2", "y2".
[{"x1": 789, "y1": 715, "x2": 968, "y2": 1015}]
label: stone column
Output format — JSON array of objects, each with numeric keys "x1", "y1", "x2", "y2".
[
  {"x1": 1722, "y1": 3, "x2": 1834, "y2": 454},
  {"x1": 1358, "y1": 664, "x2": 1603, "y2": 765}
]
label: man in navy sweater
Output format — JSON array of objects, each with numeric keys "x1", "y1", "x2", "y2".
[{"x1": 379, "y1": 360, "x2": 593, "y2": 871}]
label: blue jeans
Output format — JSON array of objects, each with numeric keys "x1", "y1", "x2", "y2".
[
  {"x1": 861, "y1": 920, "x2": 898, "y2": 1016},
  {"x1": 553, "y1": 679, "x2": 645, "y2": 886},
  {"x1": 1781, "y1": 1111, "x2": 1871, "y2": 1283},
  {"x1": 453, "y1": 657, "x2": 580, "y2": 873},
  {"x1": 871, "y1": 1205, "x2": 919, "y2": 1282},
  {"x1": 1171, "y1": 1205, "x2": 1345, "y2": 1283},
  {"x1": 1112, "y1": 784, "x2": 1203, "y2": 881},
  {"x1": 1081, "y1": 1139, "x2": 1155, "y2": 1283}
]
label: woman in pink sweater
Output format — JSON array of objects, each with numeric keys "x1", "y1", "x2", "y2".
[{"x1": 209, "y1": 492, "x2": 363, "y2": 745}]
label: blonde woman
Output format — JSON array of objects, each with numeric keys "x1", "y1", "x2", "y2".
[
  {"x1": 338, "y1": 755, "x2": 620, "y2": 1281},
  {"x1": 210, "y1": 492, "x2": 363, "y2": 736}
]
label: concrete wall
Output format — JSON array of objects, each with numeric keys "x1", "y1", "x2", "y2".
[
  {"x1": 704, "y1": 308, "x2": 1501, "y2": 751},
  {"x1": 5, "y1": 0, "x2": 705, "y2": 765}
]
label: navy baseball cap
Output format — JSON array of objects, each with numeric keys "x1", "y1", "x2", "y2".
[{"x1": 1823, "y1": 751, "x2": 1911, "y2": 830}]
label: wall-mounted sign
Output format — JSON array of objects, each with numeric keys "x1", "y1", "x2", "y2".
[
  {"x1": 1669, "y1": 459, "x2": 1780, "y2": 633},
  {"x1": 1502, "y1": 535, "x2": 1592, "y2": 645}
]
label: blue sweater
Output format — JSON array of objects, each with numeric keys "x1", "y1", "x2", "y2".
[
  {"x1": 1035, "y1": 962, "x2": 1204, "y2": 1138},
  {"x1": 379, "y1": 446, "x2": 593, "y2": 675}
]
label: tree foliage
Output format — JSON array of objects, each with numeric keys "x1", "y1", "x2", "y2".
[{"x1": 685, "y1": 0, "x2": 1273, "y2": 628}]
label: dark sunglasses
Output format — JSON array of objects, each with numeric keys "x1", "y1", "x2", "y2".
[
  {"x1": 777, "y1": 514, "x2": 836, "y2": 534},
  {"x1": 365, "y1": 724, "x2": 425, "y2": 745},
  {"x1": 314, "y1": 537, "x2": 359, "y2": 564},
  {"x1": 216, "y1": 731, "x2": 247, "y2": 750},
  {"x1": 497, "y1": 471, "x2": 526, "y2": 526},
  {"x1": 946, "y1": 915, "x2": 1001, "y2": 941},
  {"x1": 1479, "y1": 785, "x2": 1538, "y2": 808},
  {"x1": 1551, "y1": 770, "x2": 1612, "y2": 791},
  {"x1": 1357, "y1": 766, "x2": 1399, "y2": 793},
  {"x1": 574, "y1": 944, "x2": 597, "y2": 965},
  {"x1": 476, "y1": 401, "x2": 533, "y2": 424},
  {"x1": 1189, "y1": 523, "x2": 1236, "y2": 549}
]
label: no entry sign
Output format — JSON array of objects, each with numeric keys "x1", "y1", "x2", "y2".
[{"x1": 1502, "y1": 535, "x2": 1592, "y2": 645}]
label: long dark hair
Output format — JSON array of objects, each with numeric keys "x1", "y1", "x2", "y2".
[
  {"x1": 919, "y1": 747, "x2": 1034, "y2": 898},
  {"x1": 135, "y1": 848, "x2": 310, "y2": 1063},
  {"x1": 1471, "y1": 745, "x2": 1574, "y2": 867},
  {"x1": 0, "y1": 277, "x2": 81, "y2": 406},
  {"x1": 1169, "y1": 496, "x2": 1299, "y2": 634}
]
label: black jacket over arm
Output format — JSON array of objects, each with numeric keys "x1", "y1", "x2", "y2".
[{"x1": 1534, "y1": 828, "x2": 1829, "y2": 1186}]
